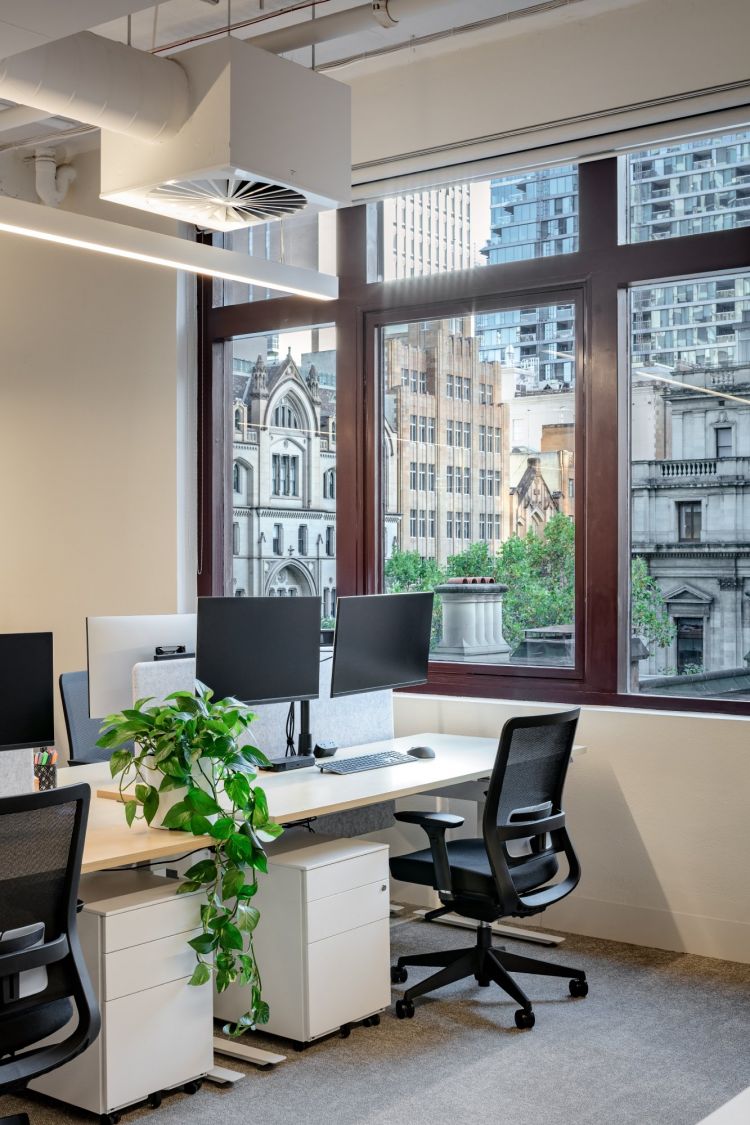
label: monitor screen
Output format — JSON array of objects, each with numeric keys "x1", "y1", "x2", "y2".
[
  {"x1": 0, "y1": 632, "x2": 54, "y2": 750},
  {"x1": 196, "y1": 597, "x2": 321, "y2": 705},
  {"x1": 330, "y1": 593, "x2": 434, "y2": 698},
  {"x1": 87, "y1": 613, "x2": 197, "y2": 717}
]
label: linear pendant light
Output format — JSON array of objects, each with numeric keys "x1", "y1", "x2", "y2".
[{"x1": 0, "y1": 194, "x2": 338, "y2": 300}]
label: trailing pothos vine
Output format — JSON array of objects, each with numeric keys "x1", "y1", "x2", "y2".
[{"x1": 98, "y1": 683, "x2": 282, "y2": 1036}]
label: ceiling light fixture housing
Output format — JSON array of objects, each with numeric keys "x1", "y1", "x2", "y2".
[{"x1": 100, "y1": 36, "x2": 351, "y2": 232}]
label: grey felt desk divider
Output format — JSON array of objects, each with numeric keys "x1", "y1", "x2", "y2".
[
  {"x1": 0, "y1": 747, "x2": 34, "y2": 796},
  {"x1": 131, "y1": 650, "x2": 395, "y2": 835}
]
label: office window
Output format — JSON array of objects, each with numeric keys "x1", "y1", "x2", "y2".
[
  {"x1": 623, "y1": 130, "x2": 750, "y2": 245},
  {"x1": 479, "y1": 383, "x2": 486, "y2": 405},
  {"x1": 401, "y1": 367, "x2": 409, "y2": 387},
  {"x1": 715, "y1": 426, "x2": 732, "y2": 458},
  {"x1": 410, "y1": 369, "x2": 418, "y2": 392},
  {"x1": 410, "y1": 414, "x2": 417, "y2": 440},
  {"x1": 418, "y1": 510, "x2": 427, "y2": 537},
  {"x1": 427, "y1": 417, "x2": 436, "y2": 444},
  {"x1": 419, "y1": 371, "x2": 427, "y2": 394},
  {"x1": 326, "y1": 526, "x2": 335, "y2": 556},
  {"x1": 418, "y1": 415, "x2": 427, "y2": 442},
  {"x1": 409, "y1": 462, "x2": 417, "y2": 490},
  {"x1": 429, "y1": 510, "x2": 436, "y2": 538},
  {"x1": 232, "y1": 522, "x2": 240, "y2": 556},
  {"x1": 225, "y1": 325, "x2": 336, "y2": 608},
  {"x1": 428, "y1": 464, "x2": 436, "y2": 491},
  {"x1": 379, "y1": 170, "x2": 578, "y2": 281},
  {"x1": 628, "y1": 271, "x2": 750, "y2": 702},
  {"x1": 382, "y1": 305, "x2": 577, "y2": 668},
  {"x1": 446, "y1": 374, "x2": 454, "y2": 398}
]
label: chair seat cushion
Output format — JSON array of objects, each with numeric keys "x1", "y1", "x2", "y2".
[
  {"x1": 390, "y1": 838, "x2": 558, "y2": 900},
  {"x1": 0, "y1": 997, "x2": 73, "y2": 1056}
]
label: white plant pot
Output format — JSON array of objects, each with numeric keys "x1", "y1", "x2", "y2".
[{"x1": 140, "y1": 757, "x2": 217, "y2": 831}]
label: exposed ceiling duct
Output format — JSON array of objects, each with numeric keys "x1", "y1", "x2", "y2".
[
  {"x1": 249, "y1": 0, "x2": 454, "y2": 54},
  {"x1": 0, "y1": 31, "x2": 189, "y2": 143},
  {"x1": 99, "y1": 36, "x2": 351, "y2": 231}
]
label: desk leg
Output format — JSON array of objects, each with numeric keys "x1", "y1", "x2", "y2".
[{"x1": 212, "y1": 1036, "x2": 287, "y2": 1069}]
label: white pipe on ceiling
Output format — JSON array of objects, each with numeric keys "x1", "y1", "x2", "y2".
[
  {"x1": 0, "y1": 31, "x2": 189, "y2": 143},
  {"x1": 249, "y1": 0, "x2": 455, "y2": 54}
]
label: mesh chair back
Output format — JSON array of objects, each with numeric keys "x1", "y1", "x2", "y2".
[
  {"x1": 482, "y1": 709, "x2": 580, "y2": 912},
  {"x1": 59, "y1": 672, "x2": 109, "y2": 763},
  {"x1": 0, "y1": 785, "x2": 99, "y2": 1089}
]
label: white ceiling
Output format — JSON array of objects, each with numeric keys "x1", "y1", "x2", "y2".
[{"x1": 0, "y1": 1, "x2": 157, "y2": 57}]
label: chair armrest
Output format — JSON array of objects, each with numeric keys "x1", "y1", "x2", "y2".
[
  {"x1": 394, "y1": 811, "x2": 465, "y2": 830},
  {"x1": 394, "y1": 811, "x2": 464, "y2": 902}
]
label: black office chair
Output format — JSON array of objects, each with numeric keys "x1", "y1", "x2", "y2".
[
  {"x1": 0, "y1": 784, "x2": 101, "y2": 1125},
  {"x1": 59, "y1": 671, "x2": 112, "y2": 764},
  {"x1": 389, "y1": 709, "x2": 587, "y2": 1030}
]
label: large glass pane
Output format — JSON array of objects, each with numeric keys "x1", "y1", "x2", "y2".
[
  {"x1": 623, "y1": 130, "x2": 750, "y2": 244},
  {"x1": 381, "y1": 307, "x2": 576, "y2": 668},
  {"x1": 230, "y1": 325, "x2": 336, "y2": 626},
  {"x1": 379, "y1": 166, "x2": 578, "y2": 281},
  {"x1": 629, "y1": 270, "x2": 750, "y2": 700},
  {"x1": 213, "y1": 211, "x2": 337, "y2": 305}
]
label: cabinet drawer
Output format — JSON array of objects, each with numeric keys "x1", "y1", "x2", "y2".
[
  {"x1": 103, "y1": 893, "x2": 201, "y2": 952},
  {"x1": 103, "y1": 930, "x2": 199, "y2": 1000},
  {"x1": 307, "y1": 918, "x2": 390, "y2": 1040},
  {"x1": 304, "y1": 849, "x2": 388, "y2": 902},
  {"x1": 307, "y1": 880, "x2": 389, "y2": 944}
]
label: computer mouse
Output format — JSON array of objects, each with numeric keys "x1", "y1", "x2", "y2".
[{"x1": 407, "y1": 745, "x2": 436, "y2": 759}]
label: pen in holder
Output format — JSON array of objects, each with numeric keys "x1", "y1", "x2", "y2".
[{"x1": 34, "y1": 749, "x2": 58, "y2": 791}]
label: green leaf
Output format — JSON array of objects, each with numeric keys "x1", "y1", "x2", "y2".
[
  {"x1": 124, "y1": 800, "x2": 138, "y2": 827},
  {"x1": 221, "y1": 867, "x2": 246, "y2": 899},
  {"x1": 142, "y1": 786, "x2": 159, "y2": 825},
  {"x1": 190, "y1": 813, "x2": 212, "y2": 835},
  {"x1": 225, "y1": 773, "x2": 250, "y2": 808},
  {"x1": 135, "y1": 783, "x2": 150, "y2": 804},
  {"x1": 109, "y1": 748, "x2": 133, "y2": 776},
  {"x1": 251, "y1": 788, "x2": 269, "y2": 826},
  {"x1": 219, "y1": 923, "x2": 244, "y2": 951},
  {"x1": 237, "y1": 904, "x2": 260, "y2": 933},
  {"x1": 160, "y1": 801, "x2": 192, "y2": 829},
  {"x1": 185, "y1": 858, "x2": 218, "y2": 883},
  {"x1": 185, "y1": 788, "x2": 221, "y2": 816},
  {"x1": 257, "y1": 821, "x2": 284, "y2": 842},
  {"x1": 225, "y1": 833, "x2": 253, "y2": 865},
  {"x1": 252, "y1": 850, "x2": 268, "y2": 875},
  {"x1": 255, "y1": 1001, "x2": 270, "y2": 1025},
  {"x1": 158, "y1": 773, "x2": 186, "y2": 792},
  {"x1": 237, "y1": 882, "x2": 258, "y2": 900},
  {"x1": 188, "y1": 933, "x2": 218, "y2": 955},
  {"x1": 209, "y1": 817, "x2": 235, "y2": 841},
  {"x1": 188, "y1": 962, "x2": 212, "y2": 987},
  {"x1": 176, "y1": 880, "x2": 201, "y2": 894}
]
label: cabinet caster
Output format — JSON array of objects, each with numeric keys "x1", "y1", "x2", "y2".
[
  {"x1": 514, "y1": 1008, "x2": 535, "y2": 1030},
  {"x1": 183, "y1": 1080, "x2": 203, "y2": 1095},
  {"x1": 292, "y1": 1041, "x2": 307, "y2": 1052},
  {"x1": 395, "y1": 998, "x2": 415, "y2": 1020},
  {"x1": 339, "y1": 1024, "x2": 351, "y2": 1039},
  {"x1": 362, "y1": 1014, "x2": 381, "y2": 1027},
  {"x1": 569, "y1": 977, "x2": 588, "y2": 998},
  {"x1": 390, "y1": 965, "x2": 408, "y2": 984},
  {"x1": 147, "y1": 1092, "x2": 162, "y2": 1109},
  {"x1": 100, "y1": 1115, "x2": 121, "y2": 1125}
]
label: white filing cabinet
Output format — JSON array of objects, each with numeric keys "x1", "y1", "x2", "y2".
[
  {"x1": 31, "y1": 871, "x2": 213, "y2": 1124},
  {"x1": 215, "y1": 837, "x2": 391, "y2": 1044}
]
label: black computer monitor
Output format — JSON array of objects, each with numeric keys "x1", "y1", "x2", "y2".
[
  {"x1": 196, "y1": 596, "x2": 321, "y2": 705},
  {"x1": 330, "y1": 592, "x2": 434, "y2": 698},
  {"x1": 0, "y1": 632, "x2": 54, "y2": 751}
]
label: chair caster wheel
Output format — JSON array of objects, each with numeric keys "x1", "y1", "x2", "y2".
[
  {"x1": 390, "y1": 965, "x2": 408, "y2": 984},
  {"x1": 363, "y1": 1014, "x2": 381, "y2": 1027},
  {"x1": 183, "y1": 1079, "x2": 203, "y2": 1095},
  {"x1": 569, "y1": 977, "x2": 588, "y2": 998},
  {"x1": 147, "y1": 1092, "x2": 162, "y2": 1109},
  {"x1": 339, "y1": 1024, "x2": 351, "y2": 1039},
  {"x1": 100, "y1": 1115, "x2": 121, "y2": 1125},
  {"x1": 514, "y1": 1008, "x2": 535, "y2": 1030},
  {"x1": 395, "y1": 998, "x2": 415, "y2": 1020}
]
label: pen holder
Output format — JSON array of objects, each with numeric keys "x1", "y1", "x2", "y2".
[{"x1": 34, "y1": 762, "x2": 57, "y2": 791}]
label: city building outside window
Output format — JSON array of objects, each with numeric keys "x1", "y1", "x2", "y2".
[
  {"x1": 677, "y1": 501, "x2": 702, "y2": 542},
  {"x1": 232, "y1": 522, "x2": 240, "y2": 556},
  {"x1": 418, "y1": 415, "x2": 427, "y2": 442},
  {"x1": 409, "y1": 462, "x2": 417, "y2": 490},
  {"x1": 419, "y1": 371, "x2": 427, "y2": 394},
  {"x1": 428, "y1": 418, "x2": 436, "y2": 443},
  {"x1": 272, "y1": 523, "x2": 283, "y2": 555},
  {"x1": 429, "y1": 510, "x2": 436, "y2": 538},
  {"x1": 446, "y1": 465, "x2": 453, "y2": 492},
  {"x1": 715, "y1": 426, "x2": 732, "y2": 458},
  {"x1": 326, "y1": 526, "x2": 335, "y2": 556},
  {"x1": 232, "y1": 462, "x2": 241, "y2": 493},
  {"x1": 410, "y1": 509, "x2": 417, "y2": 536},
  {"x1": 428, "y1": 464, "x2": 436, "y2": 491},
  {"x1": 298, "y1": 525, "x2": 308, "y2": 555},
  {"x1": 419, "y1": 462, "x2": 427, "y2": 491}
]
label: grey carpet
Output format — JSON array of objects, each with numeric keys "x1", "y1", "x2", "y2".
[{"x1": 5, "y1": 919, "x2": 749, "y2": 1125}]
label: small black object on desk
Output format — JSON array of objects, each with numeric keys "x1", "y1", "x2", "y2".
[
  {"x1": 407, "y1": 745, "x2": 436, "y2": 759},
  {"x1": 314, "y1": 740, "x2": 337, "y2": 759}
]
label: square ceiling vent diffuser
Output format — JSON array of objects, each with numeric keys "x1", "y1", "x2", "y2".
[{"x1": 99, "y1": 36, "x2": 351, "y2": 231}]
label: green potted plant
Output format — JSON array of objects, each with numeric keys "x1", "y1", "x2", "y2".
[{"x1": 97, "y1": 683, "x2": 282, "y2": 1035}]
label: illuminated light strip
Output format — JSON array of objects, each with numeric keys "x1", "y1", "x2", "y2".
[{"x1": 0, "y1": 194, "x2": 338, "y2": 301}]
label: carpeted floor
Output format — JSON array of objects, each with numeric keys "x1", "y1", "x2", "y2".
[{"x1": 5, "y1": 918, "x2": 750, "y2": 1125}]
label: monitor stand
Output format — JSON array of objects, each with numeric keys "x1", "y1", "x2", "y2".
[{"x1": 259, "y1": 701, "x2": 315, "y2": 773}]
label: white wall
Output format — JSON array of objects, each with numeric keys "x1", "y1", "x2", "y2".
[
  {"x1": 393, "y1": 694, "x2": 750, "y2": 963},
  {"x1": 345, "y1": 0, "x2": 750, "y2": 181},
  {"x1": 0, "y1": 148, "x2": 192, "y2": 755}
]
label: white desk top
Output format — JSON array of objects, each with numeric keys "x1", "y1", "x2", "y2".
[{"x1": 58, "y1": 733, "x2": 498, "y2": 872}]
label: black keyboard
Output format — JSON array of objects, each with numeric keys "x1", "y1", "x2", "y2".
[{"x1": 317, "y1": 751, "x2": 415, "y2": 775}]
